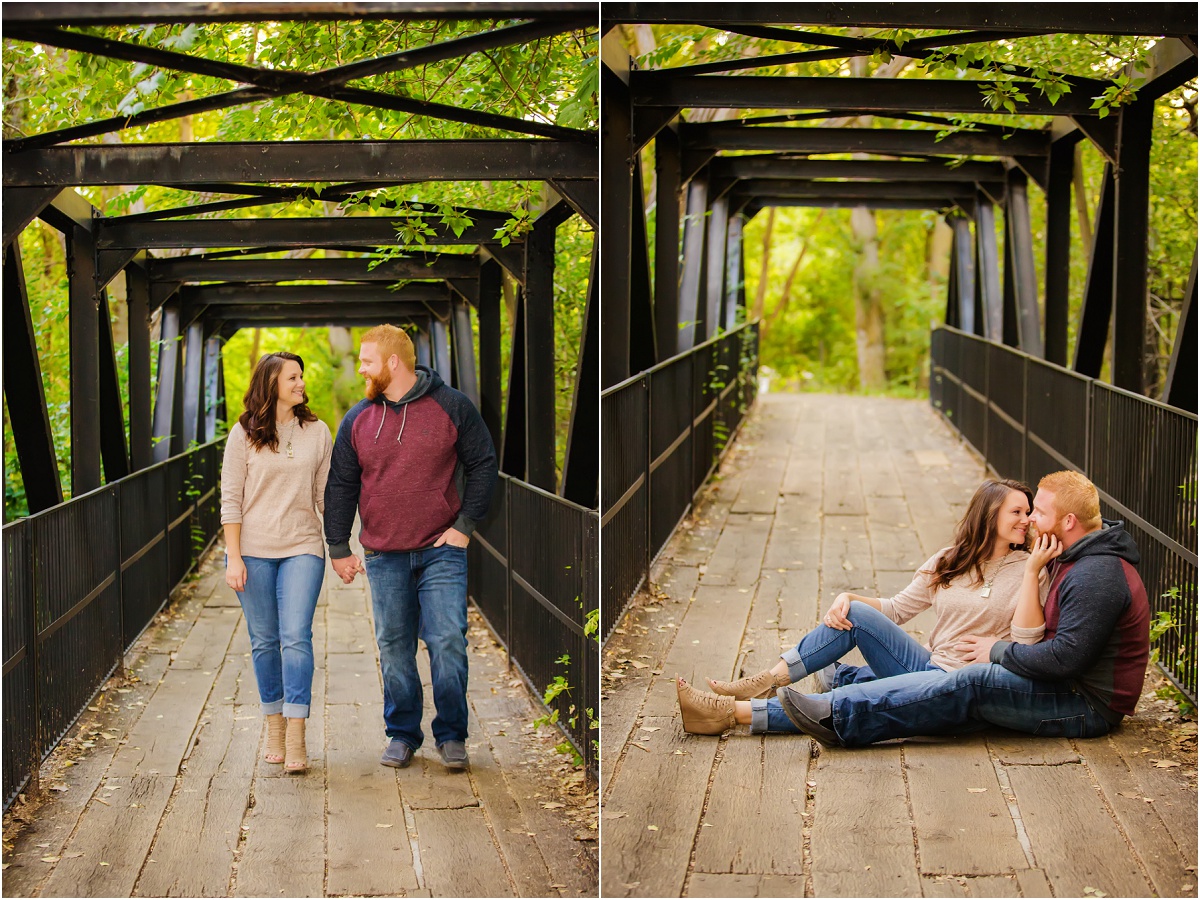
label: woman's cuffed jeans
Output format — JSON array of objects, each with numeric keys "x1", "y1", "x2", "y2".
[{"x1": 237, "y1": 554, "x2": 324, "y2": 719}]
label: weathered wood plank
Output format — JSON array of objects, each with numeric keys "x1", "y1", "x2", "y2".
[
  {"x1": 412, "y1": 807, "x2": 514, "y2": 897},
  {"x1": 922, "y1": 874, "x2": 1021, "y2": 897},
  {"x1": 700, "y1": 513, "x2": 773, "y2": 587},
  {"x1": 1014, "y1": 867, "x2": 1052, "y2": 897},
  {"x1": 687, "y1": 872, "x2": 760, "y2": 897},
  {"x1": 905, "y1": 737, "x2": 1027, "y2": 875},
  {"x1": 865, "y1": 495, "x2": 925, "y2": 573},
  {"x1": 987, "y1": 735, "x2": 1079, "y2": 766},
  {"x1": 694, "y1": 735, "x2": 809, "y2": 874},
  {"x1": 758, "y1": 567, "x2": 819, "y2": 637},
  {"x1": 1006, "y1": 764, "x2": 1152, "y2": 897},
  {"x1": 821, "y1": 515, "x2": 874, "y2": 597},
  {"x1": 39, "y1": 775, "x2": 175, "y2": 898},
  {"x1": 325, "y1": 702, "x2": 419, "y2": 895},
  {"x1": 762, "y1": 497, "x2": 821, "y2": 571},
  {"x1": 822, "y1": 420, "x2": 865, "y2": 516},
  {"x1": 324, "y1": 646, "x2": 382, "y2": 707},
  {"x1": 600, "y1": 726, "x2": 720, "y2": 898},
  {"x1": 810, "y1": 746, "x2": 922, "y2": 898}
]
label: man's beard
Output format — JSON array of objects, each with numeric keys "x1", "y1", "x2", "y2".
[
  {"x1": 1032, "y1": 519, "x2": 1064, "y2": 543},
  {"x1": 365, "y1": 367, "x2": 392, "y2": 400}
]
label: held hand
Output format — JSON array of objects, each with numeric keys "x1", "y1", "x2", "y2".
[
  {"x1": 434, "y1": 527, "x2": 470, "y2": 549},
  {"x1": 1029, "y1": 533, "x2": 1063, "y2": 570},
  {"x1": 823, "y1": 593, "x2": 853, "y2": 630},
  {"x1": 331, "y1": 554, "x2": 364, "y2": 584},
  {"x1": 226, "y1": 556, "x2": 248, "y2": 593},
  {"x1": 956, "y1": 634, "x2": 999, "y2": 663}
]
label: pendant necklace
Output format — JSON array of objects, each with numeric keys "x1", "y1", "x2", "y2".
[
  {"x1": 280, "y1": 417, "x2": 297, "y2": 458},
  {"x1": 980, "y1": 551, "x2": 1011, "y2": 598}
]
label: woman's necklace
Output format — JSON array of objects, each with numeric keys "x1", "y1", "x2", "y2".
[
  {"x1": 278, "y1": 417, "x2": 297, "y2": 458},
  {"x1": 980, "y1": 550, "x2": 1012, "y2": 598}
]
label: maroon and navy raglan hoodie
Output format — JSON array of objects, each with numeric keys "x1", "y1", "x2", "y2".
[
  {"x1": 324, "y1": 366, "x2": 497, "y2": 557},
  {"x1": 989, "y1": 519, "x2": 1150, "y2": 722}
]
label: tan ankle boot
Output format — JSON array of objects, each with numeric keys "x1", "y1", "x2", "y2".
[
  {"x1": 676, "y1": 678, "x2": 736, "y2": 735},
  {"x1": 707, "y1": 668, "x2": 790, "y2": 700},
  {"x1": 263, "y1": 713, "x2": 285, "y2": 764},
  {"x1": 285, "y1": 717, "x2": 307, "y2": 773}
]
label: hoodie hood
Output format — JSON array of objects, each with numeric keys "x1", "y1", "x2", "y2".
[
  {"x1": 1058, "y1": 518, "x2": 1140, "y2": 567},
  {"x1": 376, "y1": 365, "x2": 441, "y2": 408}
]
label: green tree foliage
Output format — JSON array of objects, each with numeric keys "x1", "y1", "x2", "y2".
[
  {"x1": 3, "y1": 19, "x2": 596, "y2": 520},
  {"x1": 628, "y1": 26, "x2": 1196, "y2": 397}
]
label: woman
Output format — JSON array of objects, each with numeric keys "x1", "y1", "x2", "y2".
[
  {"x1": 677, "y1": 478, "x2": 1050, "y2": 735},
  {"x1": 221, "y1": 352, "x2": 332, "y2": 772}
]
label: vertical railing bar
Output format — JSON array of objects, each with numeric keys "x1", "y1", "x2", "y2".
[
  {"x1": 504, "y1": 478, "x2": 512, "y2": 673},
  {"x1": 26, "y1": 517, "x2": 40, "y2": 798}
]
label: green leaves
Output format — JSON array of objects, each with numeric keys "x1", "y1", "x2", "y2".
[
  {"x1": 1091, "y1": 73, "x2": 1144, "y2": 118},
  {"x1": 979, "y1": 80, "x2": 1029, "y2": 113}
]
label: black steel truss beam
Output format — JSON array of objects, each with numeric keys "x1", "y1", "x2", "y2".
[
  {"x1": 736, "y1": 179, "x2": 996, "y2": 201},
  {"x1": 547, "y1": 179, "x2": 599, "y2": 229},
  {"x1": 710, "y1": 157, "x2": 1008, "y2": 183},
  {"x1": 561, "y1": 240, "x2": 598, "y2": 508},
  {"x1": 181, "y1": 282, "x2": 450, "y2": 306},
  {"x1": 631, "y1": 73, "x2": 1100, "y2": 117},
  {"x1": 603, "y1": 4, "x2": 1196, "y2": 35},
  {"x1": 149, "y1": 254, "x2": 479, "y2": 283},
  {"x1": 96, "y1": 216, "x2": 513, "y2": 250},
  {"x1": 4, "y1": 141, "x2": 598, "y2": 187},
  {"x1": 1164, "y1": 252, "x2": 1197, "y2": 414},
  {"x1": 2, "y1": 4, "x2": 596, "y2": 24},
  {"x1": 125, "y1": 263, "x2": 154, "y2": 471},
  {"x1": 681, "y1": 125, "x2": 1051, "y2": 157},
  {"x1": 746, "y1": 197, "x2": 967, "y2": 212},
  {"x1": 211, "y1": 301, "x2": 450, "y2": 323},
  {"x1": 3, "y1": 186, "x2": 61, "y2": 249}
]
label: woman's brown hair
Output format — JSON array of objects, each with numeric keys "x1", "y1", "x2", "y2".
[
  {"x1": 928, "y1": 478, "x2": 1034, "y2": 591},
  {"x1": 238, "y1": 351, "x2": 318, "y2": 452}
]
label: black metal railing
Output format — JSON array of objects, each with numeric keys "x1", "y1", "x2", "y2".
[
  {"x1": 468, "y1": 474, "x2": 599, "y2": 775},
  {"x1": 600, "y1": 322, "x2": 760, "y2": 642},
  {"x1": 932, "y1": 326, "x2": 1197, "y2": 703},
  {"x1": 2, "y1": 438, "x2": 224, "y2": 811}
]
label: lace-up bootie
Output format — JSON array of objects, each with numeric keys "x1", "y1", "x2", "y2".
[
  {"x1": 707, "y1": 668, "x2": 791, "y2": 700},
  {"x1": 676, "y1": 677, "x2": 736, "y2": 735}
]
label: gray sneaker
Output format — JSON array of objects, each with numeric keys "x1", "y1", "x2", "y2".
[
  {"x1": 437, "y1": 740, "x2": 469, "y2": 770},
  {"x1": 381, "y1": 738, "x2": 415, "y2": 768},
  {"x1": 777, "y1": 686, "x2": 841, "y2": 746},
  {"x1": 813, "y1": 664, "x2": 837, "y2": 694}
]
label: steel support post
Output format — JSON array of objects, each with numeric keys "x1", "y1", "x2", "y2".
[
  {"x1": 1002, "y1": 212, "x2": 1021, "y2": 347},
  {"x1": 68, "y1": 221, "x2": 102, "y2": 494},
  {"x1": 523, "y1": 213, "x2": 557, "y2": 492},
  {"x1": 414, "y1": 326, "x2": 432, "y2": 368},
  {"x1": 974, "y1": 194, "x2": 1002, "y2": 341},
  {"x1": 704, "y1": 194, "x2": 729, "y2": 341},
  {"x1": 125, "y1": 263, "x2": 153, "y2": 470},
  {"x1": 203, "y1": 336, "x2": 222, "y2": 441},
  {"x1": 98, "y1": 289, "x2": 130, "y2": 481},
  {"x1": 600, "y1": 62, "x2": 633, "y2": 388},
  {"x1": 950, "y1": 215, "x2": 975, "y2": 333},
  {"x1": 1044, "y1": 139, "x2": 1074, "y2": 364},
  {"x1": 654, "y1": 125, "x2": 682, "y2": 359},
  {"x1": 1006, "y1": 169, "x2": 1043, "y2": 356},
  {"x1": 500, "y1": 293, "x2": 526, "y2": 478},
  {"x1": 723, "y1": 213, "x2": 744, "y2": 329},
  {"x1": 630, "y1": 159, "x2": 657, "y2": 373},
  {"x1": 678, "y1": 175, "x2": 709, "y2": 351},
  {"x1": 1111, "y1": 97, "x2": 1154, "y2": 393},
  {"x1": 431, "y1": 317, "x2": 452, "y2": 383},
  {"x1": 2, "y1": 242, "x2": 63, "y2": 511},
  {"x1": 450, "y1": 297, "x2": 480, "y2": 409},
  {"x1": 1074, "y1": 164, "x2": 1116, "y2": 377},
  {"x1": 561, "y1": 242, "x2": 598, "y2": 508},
  {"x1": 1163, "y1": 252, "x2": 1196, "y2": 413},
  {"x1": 152, "y1": 303, "x2": 182, "y2": 463},
  {"x1": 181, "y1": 320, "x2": 204, "y2": 448},
  {"x1": 477, "y1": 257, "x2": 503, "y2": 448}
]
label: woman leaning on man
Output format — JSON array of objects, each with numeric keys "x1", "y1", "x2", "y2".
[{"x1": 220, "y1": 351, "x2": 332, "y2": 773}]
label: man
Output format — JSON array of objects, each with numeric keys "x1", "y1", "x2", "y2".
[
  {"x1": 325, "y1": 325, "x2": 497, "y2": 770},
  {"x1": 777, "y1": 470, "x2": 1151, "y2": 746}
]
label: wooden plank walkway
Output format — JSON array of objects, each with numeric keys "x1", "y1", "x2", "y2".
[
  {"x1": 4, "y1": 540, "x2": 598, "y2": 898},
  {"x1": 601, "y1": 393, "x2": 1198, "y2": 899}
]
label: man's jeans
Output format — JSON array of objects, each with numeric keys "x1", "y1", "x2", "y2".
[
  {"x1": 364, "y1": 545, "x2": 469, "y2": 750},
  {"x1": 238, "y1": 554, "x2": 325, "y2": 718}
]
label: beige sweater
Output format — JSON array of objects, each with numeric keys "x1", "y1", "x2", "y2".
[
  {"x1": 220, "y1": 419, "x2": 333, "y2": 559},
  {"x1": 878, "y1": 548, "x2": 1048, "y2": 671}
]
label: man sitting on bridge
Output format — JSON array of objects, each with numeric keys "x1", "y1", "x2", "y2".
[{"x1": 775, "y1": 471, "x2": 1148, "y2": 746}]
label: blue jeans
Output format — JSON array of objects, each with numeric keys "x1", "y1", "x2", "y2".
[
  {"x1": 364, "y1": 545, "x2": 469, "y2": 749},
  {"x1": 753, "y1": 602, "x2": 944, "y2": 732},
  {"x1": 828, "y1": 664, "x2": 1114, "y2": 746},
  {"x1": 237, "y1": 554, "x2": 324, "y2": 718}
]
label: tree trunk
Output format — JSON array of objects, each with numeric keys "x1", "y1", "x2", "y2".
[
  {"x1": 752, "y1": 207, "x2": 775, "y2": 320},
  {"x1": 1073, "y1": 143, "x2": 1093, "y2": 259},
  {"x1": 851, "y1": 205, "x2": 886, "y2": 391},
  {"x1": 927, "y1": 217, "x2": 953, "y2": 302},
  {"x1": 328, "y1": 325, "x2": 360, "y2": 420}
]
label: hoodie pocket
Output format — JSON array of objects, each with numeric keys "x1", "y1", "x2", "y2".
[{"x1": 361, "y1": 488, "x2": 455, "y2": 549}]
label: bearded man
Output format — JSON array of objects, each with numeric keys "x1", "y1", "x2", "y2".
[
  {"x1": 324, "y1": 324, "x2": 497, "y2": 770},
  {"x1": 772, "y1": 470, "x2": 1152, "y2": 746}
]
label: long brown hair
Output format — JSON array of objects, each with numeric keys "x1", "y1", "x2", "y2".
[
  {"x1": 238, "y1": 351, "x2": 317, "y2": 452},
  {"x1": 928, "y1": 478, "x2": 1034, "y2": 591}
]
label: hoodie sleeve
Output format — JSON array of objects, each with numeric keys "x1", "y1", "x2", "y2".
[
  {"x1": 323, "y1": 406, "x2": 364, "y2": 559},
  {"x1": 437, "y1": 388, "x2": 498, "y2": 537},
  {"x1": 989, "y1": 557, "x2": 1130, "y2": 679}
]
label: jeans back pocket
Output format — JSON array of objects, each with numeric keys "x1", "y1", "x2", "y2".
[{"x1": 1033, "y1": 715, "x2": 1086, "y2": 738}]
